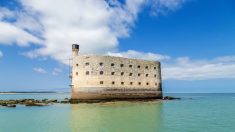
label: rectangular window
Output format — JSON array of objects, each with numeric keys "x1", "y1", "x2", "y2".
[
  {"x1": 86, "y1": 71, "x2": 89, "y2": 75},
  {"x1": 138, "y1": 82, "x2": 141, "y2": 85},
  {"x1": 100, "y1": 81, "x2": 104, "y2": 84},
  {"x1": 120, "y1": 64, "x2": 124, "y2": 67},
  {"x1": 111, "y1": 72, "x2": 115, "y2": 75},
  {"x1": 129, "y1": 73, "x2": 133, "y2": 76},
  {"x1": 130, "y1": 82, "x2": 133, "y2": 85},
  {"x1": 85, "y1": 62, "x2": 89, "y2": 66},
  {"x1": 112, "y1": 81, "x2": 115, "y2": 85},
  {"x1": 137, "y1": 65, "x2": 140, "y2": 68},
  {"x1": 121, "y1": 82, "x2": 124, "y2": 85},
  {"x1": 129, "y1": 65, "x2": 132, "y2": 68},
  {"x1": 138, "y1": 73, "x2": 141, "y2": 76},
  {"x1": 100, "y1": 71, "x2": 104, "y2": 75}
]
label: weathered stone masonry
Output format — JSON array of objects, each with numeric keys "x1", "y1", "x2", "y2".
[{"x1": 71, "y1": 44, "x2": 162, "y2": 100}]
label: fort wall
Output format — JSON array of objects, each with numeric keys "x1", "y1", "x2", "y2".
[{"x1": 71, "y1": 45, "x2": 162, "y2": 100}]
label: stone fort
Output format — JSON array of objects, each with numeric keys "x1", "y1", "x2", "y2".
[{"x1": 71, "y1": 44, "x2": 162, "y2": 100}]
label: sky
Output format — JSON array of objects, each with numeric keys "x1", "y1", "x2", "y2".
[{"x1": 0, "y1": 0, "x2": 235, "y2": 93}]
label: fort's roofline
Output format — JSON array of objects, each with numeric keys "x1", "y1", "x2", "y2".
[{"x1": 75, "y1": 54, "x2": 160, "y2": 63}]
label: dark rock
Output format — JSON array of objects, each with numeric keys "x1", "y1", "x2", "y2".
[
  {"x1": 47, "y1": 99, "x2": 57, "y2": 103},
  {"x1": 42, "y1": 99, "x2": 48, "y2": 102},
  {"x1": 163, "y1": 96, "x2": 181, "y2": 100},
  {"x1": 60, "y1": 100, "x2": 69, "y2": 103},
  {"x1": 1, "y1": 103, "x2": 7, "y2": 106},
  {"x1": 25, "y1": 103, "x2": 47, "y2": 107},
  {"x1": 7, "y1": 104, "x2": 16, "y2": 107}
]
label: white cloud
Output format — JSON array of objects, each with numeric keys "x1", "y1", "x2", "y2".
[
  {"x1": 162, "y1": 56, "x2": 235, "y2": 80},
  {"x1": 0, "y1": 0, "x2": 186, "y2": 63},
  {"x1": 52, "y1": 68, "x2": 62, "y2": 75},
  {"x1": 33, "y1": 67, "x2": 47, "y2": 74},
  {"x1": 107, "y1": 50, "x2": 170, "y2": 61},
  {"x1": 0, "y1": 50, "x2": 3, "y2": 58},
  {"x1": 0, "y1": 7, "x2": 15, "y2": 20},
  {"x1": 0, "y1": 22, "x2": 42, "y2": 46}
]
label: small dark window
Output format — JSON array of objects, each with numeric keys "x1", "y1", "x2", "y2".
[
  {"x1": 146, "y1": 82, "x2": 149, "y2": 85},
  {"x1": 112, "y1": 81, "x2": 115, "y2": 85},
  {"x1": 146, "y1": 74, "x2": 149, "y2": 77},
  {"x1": 111, "y1": 63, "x2": 115, "y2": 66},
  {"x1": 137, "y1": 65, "x2": 141, "y2": 68},
  {"x1": 121, "y1": 72, "x2": 124, "y2": 76},
  {"x1": 145, "y1": 66, "x2": 149, "y2": 69},
  {"x1": 154, "y1": 67, "x2": 156, "y2": 70},
  {"x1": 85, "y1": 62, "x2": 89, "y2": 66},
  {"x1": 100, "y1": 71, "x2": 104, "y2": 75},
  {"x1": 100, "y1": 81, "x2": 103, "y2": 84},
  {"x1": 138, "y1": 82, "x2": 141, "y2": 85},
  {"x1": 155, "y1": 83, "x2": 158, "y2": 86},
  {"x1": 129, "y1": 73, "x2": 133, "y2": 76},
  {"x1": 121, "y1": 82, "x2": 124, "y2": 85},
  {"x1": 86, "y1": 71, "x2": 89, "y2": 75},
  {"x1": 99, "y1": 62, "x2": 103, "y2": 66},
  {"x1": 76, "y1": 64, "x2": 79, "y2": 67},
  {"x1": 111, "y1": 72, "x2": 115, "y2": 75},
  {"x1": 154, "y1": 74, "x2": 157, "y2": 77},
  {"x1": 130, "y1": 82, "x2": 133, "y2": 85},
  {"x1": 76, "y1": 72, "x2": 78, "y2": 76},
  {"x1": 138, "y1": 73, "x2": 141, "y2": 76},
  {"x1": 120, "y1": 64, "x2": 124, "y2": 67},
  {"x1": 129, "y1": 65, "x2": 132, "y2": 68}
]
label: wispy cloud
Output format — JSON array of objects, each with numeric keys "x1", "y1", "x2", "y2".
[
  {"x1": 0, "y1": 50, "x2": 3, "y2": 58},
  {"x1": 52, "y1": 68, "x2": 62, "y2": 75},
  {"x1": 33, "y1": 67, "x2": 47, "y2": 74},
  {"x1": 149, "y1": 0, "x2": 186, "y2": 16},
  {"x1": 162, "y1": 56, "x2": 235, "y2": 80},
  {"x1": 107, "y1": 50, "x2": 170, "y2": 61}
]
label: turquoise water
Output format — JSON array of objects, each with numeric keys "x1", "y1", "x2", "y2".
[{"x1": 1, "y1": 93, "x2": 235, "y2": 132}]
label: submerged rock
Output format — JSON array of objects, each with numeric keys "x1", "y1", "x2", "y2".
[{"x1": 163, "y1": 96, "x2": 181, "y2": 100}]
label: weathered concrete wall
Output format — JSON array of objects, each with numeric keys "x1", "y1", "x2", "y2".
[{"x1": 71, "y1": 50, "x2": 162, "y2": 100}]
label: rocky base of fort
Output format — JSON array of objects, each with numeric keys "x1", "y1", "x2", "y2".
[{"x1": 0, "y1": 96, "x2": 180, "y2": 108}]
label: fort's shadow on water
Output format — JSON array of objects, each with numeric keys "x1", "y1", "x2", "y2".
[{"x1": 69, "y1": 101, "x2": 163, "y2": 132}]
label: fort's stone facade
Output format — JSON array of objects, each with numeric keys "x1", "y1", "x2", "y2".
[{"x1": 71, "y1": 44, "x2": 162, "y2": 100}]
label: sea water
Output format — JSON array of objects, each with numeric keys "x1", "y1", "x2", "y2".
[{"x1": 0, "y1": 93, "x2": 235, "y2": 132}]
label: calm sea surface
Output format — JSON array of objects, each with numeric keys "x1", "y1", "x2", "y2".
[{"x1": 0, "y1": 93, "x2": 235, "y2": 132}]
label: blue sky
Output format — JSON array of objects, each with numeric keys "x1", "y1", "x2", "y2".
[{"x1": 0, "y1": 0, "x2": 235, "y2": 93}]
